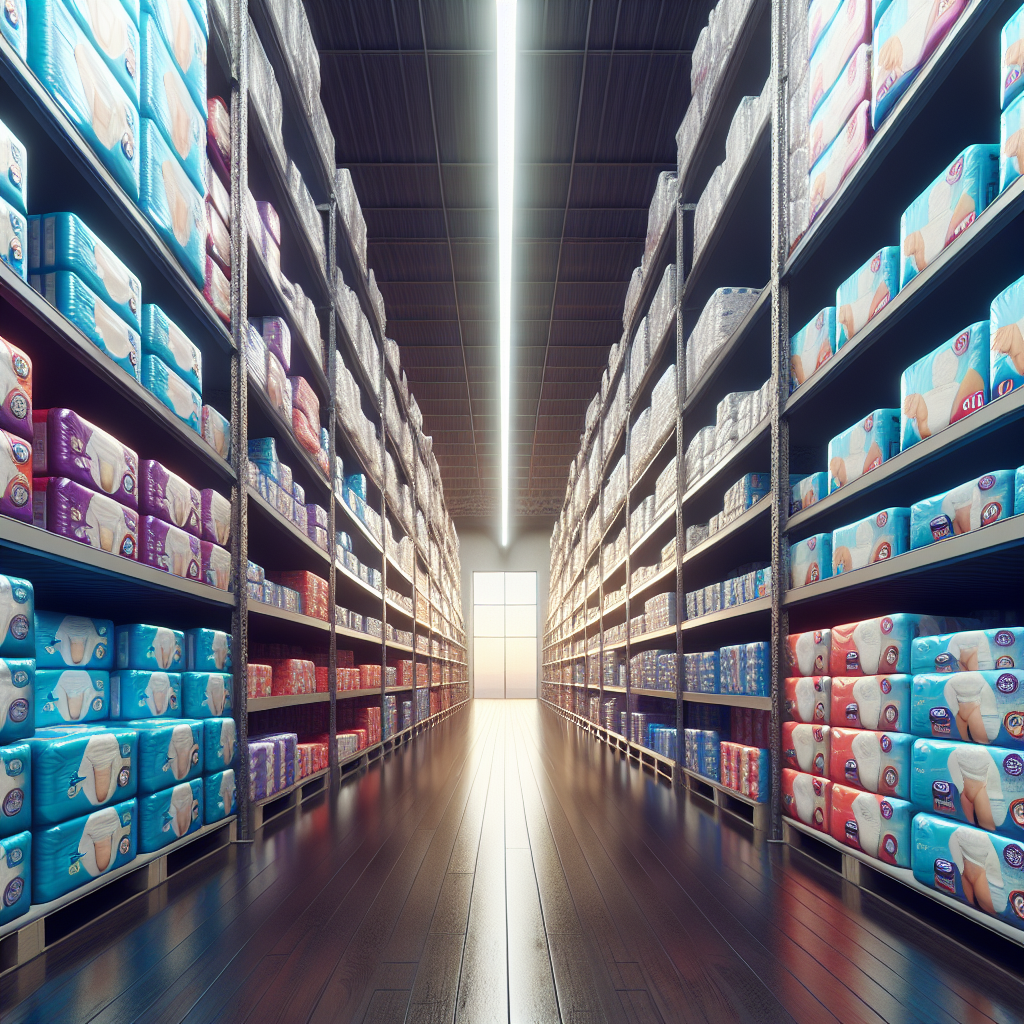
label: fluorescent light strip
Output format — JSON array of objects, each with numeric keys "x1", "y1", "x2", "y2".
[{"x1": 496, "y1": 0, "x2": 516, "y2": 547}]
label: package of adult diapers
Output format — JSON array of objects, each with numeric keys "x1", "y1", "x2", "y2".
[
  {"x1": 0, "y1": 336, "x2": 32, "y2": 442},
  {"x1": 832, "y1": 507, "x2": 910, "y2": 573},
  {"x1": 781, "y1": 768, "x2": 832, "y2": 832},
  {"x1": 829, "y1": 613, "x2": 974, "y2": 675},
  {"x1": 790, "y1": 533, "x2": 832, "y2": 588},
  {"x1": 900, "y1": 146, "x2": 999, "y2": 288},
  {"x1": 142, "y1": 304, "x2": 202, "y2": 393},
  {"x1": 64, "y1": 0, "x2": 141, "y2": 106},
  {"x1": 0, "y1": 829, "x2": 30, "y2": 924},
  {"x1": 200, "y1": 487, "x2": 229, "y2": 545},
  {"x1": 28, "y1": 725, "x2": 137, "y2": 826},
  {"x1": 142, "y1": 353, "x2": 201, "y2": 431},
  {"x1": 782, "y1": 721, "x2": 831, "y2": 776},
  {"x1": 809, "y1": 0, "x2": 844, "y2": 54},
  {"x1": 0, "y1": 117, "x2": 26, "y2": 215},
  {"x1": 1001, "y1": 92, "x2": 1024, "y2": 194},
  {"x1": 1002, "y1": 5, "x2": 1024, "y2": 110},
  {"x1": 1018, "y1": 464, "x2": 1024, "y2": 512},
  {"x1": 910, "y1": 470, "x2": 1015, "y2": 548},
  {"x1": 809, "y1": 43, "x2": 871, "y2": 167},
  {"x1": 0, "y1": 659, "x2": 32, "y2": 743},
  {"x1": 202, "y1": 716, "x2": 236, "y2": 772},
  {"x1": 110, "y1": 669, "x2": 181, "y2": 719},
  {"x1": 182, "y1": 671, "x2": 231, "y2": 718},
  {"x1": 827, "y1": 408, "x2": 900, "y2": 491},
  {"x1": 0, "y1": 742, "x2": 30, "y2": 838},
  {"x1": 0, "y1": 574, "x2": 33, "y2": 657},
  {"x1": 141, "y1": 1, "x2": 207, "y2": 114},
  {"x1": 790, "y1": 307, "x2": 836, "y2": 392},
  {"x1": 990, "y1": 273, "x2": 1024, "y2": 398},
  {"x1": 830, "y1": 726, "x2": 912, "y2": 797},
  {"x1": 203, "y1": 767, "x2": 235, "y2": 824},
  {"x1": 116, "y1": 623, "x2": 183, "y2": 672},
  {"x1": 28, "y1": 0, "x2": 140, "y2": 200},
  {"x1": 786, "y1": 628, "x2": 832, "y2": 676},
  {"x1": 35, "y1": 668, "x2": 107, "y2": 726},
  {"x1": 835, "y1": 246, "x2": 900, "y2": 347},
  {"x1": 32, "y1": 797, "x2": 136, "y2": 903},
  {"x1": 913, "y1": 627, "x2": 1024, "y2": 675},
  {"x1": 829, "y1": 782, "x2": 913, "y2": 865},
  {"x1": 912, "y1": 813, "x2": 1024, "y2": 928},
  {"x1": 139, "y1": 119, "x2": 205, "y2": 286},
  {"x1": 139, "y1": 459, "x2": 201, "y2": 535},
  {"x1": 809, "y1": 100, "x2": 872, "y2": 223},
  {"x1": 784, "y1": 676, "x2": 832, "y2": 724},
  {"x1": 185, "y1": 628, "x2": 230, "y2": 672},
  {"x1": 830, "y1": 674, "x2": 911, "y2": 731},
  {"x1": 139, "y1": 515, "x2": 201, "y2": 580},
  {"x1": 0, "y1": 0, "x2": 26, "y2": 59},
  {"x1": 34, "y1": 271, "x2": 141, "y2": 380},
  {"x1": 0, "y1": 194, "x2": 26, "y2": 279},
  {"x1": 0, "y1": 428, "x2": 31, "y2": 525},
  {"x1": 201, "y1": 403, "x2": 229, "y2": 460},
  {"x1": 912, "y1": 671, "x2": 1024, "y2": 748},
  {"x1": 790, "y1": 472, "x2": 828, "y2": 513},
  {"x1": 808, "y1": 0, "x2": 871, "y2": 116},
  {"x1": 128, "y1": 718, "x2": 201, "y2": 794},
  {"x1": 138, "y1": 776, "x2": 201, "y2": 852},
  {"x1": 199, "y1": 540, "x2": 228, "y2": 589},
  {"x1": 34, "y1": 477, "x2": 140, "y2": 559}
]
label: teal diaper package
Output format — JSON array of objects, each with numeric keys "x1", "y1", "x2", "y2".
[
  {"x1": 791, "y1": 471, "x2": 829, "y2": 513},
  {"x1": 910, "y1": 471, "x2": 1016, "y2": 548},
  {"x1": 832, "y1": 507, "x2": 910, "y2": 574},
  {"x1": 34, "y1": 668, "x2": 108, "y2": 727},
  {"x1": 0, "y1": 659, "x2": 33, "y2": 743},
  {"x1": 990, "y1": 273, "x2": 1024, "y2": 399},
  {"x1": 0, "y1": 196, "x2": 26, "y2": 279},
  {"x1": 790, "y1": 533, "x2": 832, "y2": 588},
  {"x1": 835, "y1": 246, "x2": 900, "y2": 347},
  {"x1": 1001, "y1": 91, "x2": 1024, "y2": 193},
  {"x1": 203, "y1": 768, "x2": 235, "y2": 824},
  {"x1": 913, "y1": 627, "x2": 1024, "y2": 674},
  {"x1": 63, "y1": 0, "x2": 141, "y2": 106},
  {"x1": 110, "y1": 669, "x2": 181, "y2": 719},
  {"x1": 141, "y1": 2, "x2": 207, "y2": 113},
  {"x1": 35, "y1": 612, "x2": 114, "y2": 670},
  {"x1": 137, "y1": 776, "x2": 201, "y2": 852},
  {"x1": 1003, "y1": 4, "x2": 1024, "y2": 110},
  {"x1": 827, "y1": 409, "x2": 900, "y2": 491},
  {"x1": 912, "y1": 670, "x2": 1024, "y2": 748},
  {"x1": 1, "y1": 0, "x2": 26, "y2": 60},
  {"x1": 142, "y1": 304, "x2": 202, "y2": 393},
  {"x1": 0, "y1": 742, "x2": 30, "y2": 837},
  {"x1": 790, "y1": 306, "x2": 836, "y2": 392},
  {"x1": 126, "y1": 718, "x2": 202, "y2": 793},
  {"x1": 0, "y1": 117, "x2": 26, "y2": 215},
  {"x1": 142, "y1": 353, "x2": 202, "y2": 431},
  {"x1": 0, "y1": 830, "x2": 29, "y2": 924}
]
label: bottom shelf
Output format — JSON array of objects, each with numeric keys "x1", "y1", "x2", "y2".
[{"x1": 679, "y1": 766, "x2": 769, "y2": 832}]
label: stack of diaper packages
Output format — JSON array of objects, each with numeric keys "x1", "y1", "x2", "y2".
[
  {"x1": 1001, "y1": 7, "x2": 1024, "y2": 194},
  {"x1": 188, "y1": 627, "x2": 236, "y2": 826},
  {"x1": 790, "y1": 306, "x2": 837, "y2": 392},
  {"x1": 206, "y1": 96, "x2": 230, "y2": 279},
  {"x1": 0, "y1": 117, "x2": 27, "y2": 282},
  {"x1": 34, "y1": 611, "x2": 113, "y2": 729}
]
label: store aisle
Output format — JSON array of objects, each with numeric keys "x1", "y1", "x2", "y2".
[{"x1": 3, "y1": 701, "x2": 1023, "y2": 1024}]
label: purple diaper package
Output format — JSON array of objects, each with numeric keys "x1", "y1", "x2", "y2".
[
  {"x1": 200, "y1": 488, "x2": 230, "y2": 545},
  {"x1": 261, "y1": 316, "x2": 290, "y2": 372},
  {"x1": 32, "y1": 408, "x2": 138, "y2": 509},
  {"x1": 34, "y1": 477, "x2": 139, "y2": 559},
  {"x1": 139, "y1": 515, "x2": 201, "y2": 581},
  {"x1": 200, "y1": 541, "x2": 230, "y2": 590},
  {"x1": 0, "y1": 429, "x2": 32, "y2": 524},
  {"x1": 139, "y1": 460, "x2": 201, "y2": 536}
]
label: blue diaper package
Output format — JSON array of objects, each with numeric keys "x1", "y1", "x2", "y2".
[
  {"x1": 127, "y1": 718, "x2": 202, "y2": 793},
  {"x1": 790, "y1": 534, "x2": 832, "y2": 588},
  {"x1": 0, "y1": 829, "x2": 30, "y2": 923},
  {"x1": 29, "y1": 213, "x2": 141, "y2": 330},
  {"x1": 0, "y1": 742, "x2": 30, "y2": 838},
  {"x1": 31, "y1": 797, "x2": 136, "y2": 904},
  {"x1": 142, "y1": 304, "x2": 202, "y2": 393},
  {"x1": 910, "y1": 470, "x2": 1016, "y2": 548},
  {"x1": 63, "y1": 0, "x2": 141, "y2": 105},
  {"x1": 35, "y1": 668, "x2": 108, "y2": 726},
  {"x1": 204, "y1": 768, "x2": 235, "y2": 824},
  {"x1": 138, "y1": 776, "x2": 201, "y2": 852},
  {"x1": 142, "y1": 352, "x2": 202, "y2": 431},
  {"x1": 912, "y1": 739, "x2": 1024, "y2": 839},
  {"x1": 912, "y1": 671, "x2": 1024, "y2": 749},
  {"x1": 1001, "y1": 91, "x2": 1024, "y2": 193},
  {"x1": 110, "y1": 669, "x2": 181, "y2": 719},
  {"x1": 185, "y1": 628, "x2": 230, "y2": 671},
  {"x1": 828, "y1": 409, "x2": 900, "y2": 491},
  {"x1": 835, "y1": 246, "x2": 900, "y2": 347},
  {"x1": 35, "y1": 611, "x2": 114, "y2": 669},
  {"x1": 900, "y1": 146, "x2": 999, "y2": 288},
  {"x1": 28, "y1": 0, "x2": 140, "y2": 200},
  {"x1": 116, "y1": 623, "x2": 183, "y2": 671},
  {"x1": 790, "y1": 307, "x2": 837, "y2": 392},
  {"x1": 990, "y1": 274, "x2": 1024, "y2": 399},
  {"x1": 182, "y1": 671, "x2": 231, "y2": 718},
  {"x1": 0, "y1": 659, "x2": 33, "y2": 743},
  {"x1": 719, "y1": 642, "x2": 770, "y2": 695},
  {"x1": 914, "y1": 627, "x2": 1024, "y2": 674},
  {"x1": 1002, "y1": 4, "x2": 1024, "y2": 109},
  {"x1": 912, "y1": 814, "x2": 1024, "y2": 930},
  {"x1": 0, "y1": 117, "x2": 27, "y2": 215},
  {"x1": 1, "y1": 0, "x2": 26, "y2": 59},
  {"x1": 28, "y1": 725, "x2": 137, "y2": 826},
  {"x1": 139, "y1": 118, "x2": 205, "y2": 286},
  {"x1": 0, "y1": 575, "x2": 33, "y2": 657},
  {"x1": 202, "y1": 716, "x2": 236, "y2": 771},
  {"x1": 185, "y1": 0, "x2": 209, "y2": 39},
  {"x1": 791, "y1": 471, "x2": 829, "y2": 513},
  {"x1": 1018, "y1": 464, "x2": 1024, "y2": 512},
  {"x1": 140, "y1": 16, "x2": 206, "y2": 193},
  {"x1": 0, "y1": 195, "x2": 26, "y2": 279},
  {"x1": 33, "y1": 271, "x2": 141, "y2": 381},
  {"x1": 832, "y1": 507, "x2": 910, "y2": 574},
  {"x1": 141, "y1": 2, "x2": 207, "y2": 114},
  {"x1": 900, "y1": 321, "x2": 989, "y2": 449}
]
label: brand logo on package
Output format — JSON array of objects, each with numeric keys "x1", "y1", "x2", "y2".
[
  {"x1": 864, "y1": 414, "x2": 874, "y2": 432},
  {"x1": 880, "y1": 618, "x2": 893, "y2": 634},
  {"x1": 953, "y1": 331, "x2": 971, "y2": 356},
  {"x1": 997, "y1": 673, "x2": 1019, "y2": 694},
  {"x1": 932, "y1": 780, "x2": 955, "y2": 813},
  {"x1": 980, "y1": 501, "x2": 1003, "y2": 526},
  {"x1": 996, "y1": 631, "x2": 1016, "y2": 647},
  {"x1": 1005, "y1": 844, "x2": 1024, "y2": 870},
  {"x1": 879, "y1": 799, "x2": 893, "y2": 820},
  {"x1": 879, "y1": 735, "x2": 892, "y2": 753},
  {"x1": 1004, "y1": 754, "x2": 1024, "y2": 778},
  {"x1": 946, "y1": 155, "x2": 964, "y2": 184},
  {"x1": 930, "y1": 706, "x2": 953, "y2": 736},
  {"x1": 934, "y1": 858, "x2": 957, "y2": 894},
  {"x1": 880, "y1": 678, "x2": 892, "y2": 694},
  {"x1": 997, "y1": 379, "x2": 1017, "y2": 397},
  {"x1": 876, "y1": 511, "x2": 889, "y2": 528},
  {"x1": 871, "y1": 253, "x2": 882, "y2": 272}
]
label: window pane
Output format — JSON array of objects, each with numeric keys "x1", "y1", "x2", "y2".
[
  {"x1": 474, "y1": 572, "x2": 504, "y2": 605},
  {"x1": 505, "y1": 637, "x2": 537, "y2": 698},
  {"x1": 504, "y1": 572, "x2": 536, "y2": 604},
  {"x1": 475, "y1": 637, "x2": 505, "y2": 698},
  {"x1": 474, "y1": 604, "x2": 505, "y2": 637},
  {"x1": 505, "y1": 604, "x2": 536, "y2": 637}
]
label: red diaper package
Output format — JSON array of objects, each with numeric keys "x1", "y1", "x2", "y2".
[
  {"x1": 781, "y1": 721, "x2": 831, "y2": 776},
  {"x1": 289, "y1": 376, "x2": 321, "y2": 455},
  {"x1": 207, "y1": 96, "x2": 230, "y2": 184},
  {"x1": 247, "y1": 663, "x2": 272, "y2": 698},
  {"x1": 268, "y1": 658, "x2": 316, "y2": 695},
  {"x1": 206, "y1": 200, "x2": 230, "y2": 274},
  {"x1": 204, "y1": 256, "x2": 230, "y2": 324},
  {"x1": 266, "y1": 570, "x2": 329, "y2": 620},
  {"x1": 315, "y1": 666, "x2": 329, "y2": 693},
  {"x1": 781, "y1": 768, "x2": 832, "y2": 833}
]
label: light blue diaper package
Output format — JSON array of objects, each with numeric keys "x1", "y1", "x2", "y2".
[
  {"x1": 0, "y1": 0, "x2": 26, "y2": 60},
  {"x1": 790, "y1": 307, "x2": 836, "y2": 392},
  {"x1": 872, "y1": 0, "x2": 893, "y2": 27},
  {"x1": 182, "y1": 671, "x2": 231, "y2": 718},
  {"x1": 914, "y1": 628, "x2": 1024, "y2": 675},
  {"x1": 137, "y1": 776, "x2": 201, "y2": 852},
  {"x1": 140, "y1": 16, "x2": 206, "y2": 193},
  {"x1": 185, "y1": 628, "x2": 230, "y2": 672},
  {"x1": 115, "y1": 623, "x2": 183, "y2": 671},
  {"x1": 790, "y1": 534, "x2": 832, "y2": 588},
  {"x1": 110, "y1": 669, "x2": 181, "y2": 719},
  {"x1": 910, "y1": 470, "x2": 1016, "y2": 549},
  {"x1": 1001, "y1": 91, "x2": 1024, "y2": 193},
  {"x1": 35, "y1": 611, "x2": 114, "y2": 669},
  {"x1": 832, "y1": 507, "x2": 910, "y2": 574},
  {"x1": 1002, "y1": 4, "x2": 1024, "y2": 109},
  {"x1": 827, "y1": 409, "x2": 900, "y2": 491},
  {"x1": 128, "y1": 718, "x2": 201, "y2": 793},
  {"x1": 790, "y1": 472, "x2": 829, "y2": 513},
  {"x1": 0, "y1": 195, "x2": 26, "y2": 279},
  {"x1": 139, "y1": 118, "x2": 205, "y2": 286},
  {"x1": 28, "y1": 0, "x2": 140, "y2": 200},
  {"x1": 0, "y1": 117, "x2": 26, "y2": 214},
  {"x1": 63, "y1": 0, "x2": 141, "y2": 105},
  {"x1": 1018, "y1": 464, "x2": 1024, "y2": 512},
  {"x1": 34, "y1": 669, "x2": 108, "y2": 727},
  {"x1": 900, "y1": 321, "x2": 989, "y2": 449},
  {"x1": 28, "y1": 725, "x2": 137, "y2": 826},
  {"x1": 31, "y1": 797, "x2": 136, "y2": 903},
  {"x1": 202, "y1": 716, "x2": 236, "y2": 771},
  {"x1": 835, "y1": 246, "x2": 900, "y2": 347},
  {"x1": 142, "y1": 353, "x2": 202, "y2": 431},
  {"x1": 204, "y1": 768, "x2": 235, "y2": 824},
  {"x1": 0, "y1": 575, "x2": 33, "y2": 658},
  {"x1": 33, "y1": 271, "x2": 141, "y2": 380},
  {"x1": 142, "y1": 304, "x2": 202, "y2": 393},
  {"x1": 912, "y1": 814, "x2": 1024, "y2": 930},
  {"x1": 990, "y1": 274, "x2": 1024, "y2": 399},
  {"x1": 0, "y1": 659, "x2": 33, "y2": 743},
  {"x1": 900, "y1": 146, "x2": 999, "y2": 289},
  {"x1": 912, "y1": 671, "x2": 1024, "y2": 748},
  {"x1": 141, "y1": 2, "x2": 207, "y2": 113},
  {"x1": 29, "y1": 212, "x2": 141, "y2": 330},
  {"x1": 0, "y1": 829, "x2": 30, "y2": 924},
  {"x1": 185, "y1": 0, "x2": 208, "y2": 39},
  {"x1": 0, "y1": 742, "x2": 30, "y2": 838}
]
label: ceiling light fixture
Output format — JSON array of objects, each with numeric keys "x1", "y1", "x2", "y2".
[{"x1": 496, "y1": 0, "x2": 516, "y2": 548}]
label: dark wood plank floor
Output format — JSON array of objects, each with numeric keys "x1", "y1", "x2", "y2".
[{"x1": 4, "y1": 700, "x2": 1024, "y2": 1023}]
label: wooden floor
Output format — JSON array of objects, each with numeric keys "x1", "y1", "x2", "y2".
[{"x1": 4, "y1": 700, "x2": 1024, "y2": 1023}]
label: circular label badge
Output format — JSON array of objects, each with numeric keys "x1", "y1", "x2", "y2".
[
  {"x1": 8, "y1": 392, "x2": 27, "y2": 420},
  {"x1": 876, "y1": 511, "x2": 888, "y2": 527},
  {"x1": 979, "y1": 474, "x2": 995, "y2": 490},
  {"x1": 2, "y1": 787, "x2": 23, "y2": 816},
  {"x1": 953, "y1": 331, "x2": 970, "y2": 356},
  {"x1": 883, "y1": 766, "x2": 898, "y2": 789},
  {"x1": 4, "y1": 877, "x2": 23, "y2": 907},
  {"x1": 864, "y1": 414, "x2": 874, "y2": 432},
  {"x1": 9, "y1": 614, "x2": 28, "y2": 640},
  {"x1": 119, "y1": 836, "x2": 131, "y2": 855},
  {"x1": 10, "y1": 482, "x2": 28, "y2": 507},
  {"x1": 880, "y1": 734, "x2": 892, "y2": 753},
  {"x1": 880, "y1": 800, "x2": 893, "y2": 819},
  {"x1": 1004, "y1": 844, "x2": 1024, "y2": 870},
  {"x1": 92, "y1": 697, "x2": 104, "y2": 712},
  {"x1": 881, "y1": 617, "x2": 893, "y2": 634},
  {"x1": 880, "y1": 678, "x2": 892, "y2": 694},
  {"x1": 8, "y1": 697, "x2": 28, "y2": 723},
  {"x1": 118, "y1": 767, "x2": 131, "y2": 787},
  {"x1": 997, "y1": 673, "x2": 1019, "y2": 694}
]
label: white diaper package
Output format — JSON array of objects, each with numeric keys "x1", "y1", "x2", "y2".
[
  {"x1": 0, "y1": 658, "x2": 33, "y2": 743},
  {"x1": 142, "y1": 352, "x2": 201, "y2": 431},
  {"x1": 0, "y1": 829, "x2": 29, "y2": 924},
  {"x1": 912, "y1": 670, "x2": 1024, "y2": 749},
  {"x1": 835, "y1": 246, "x2": 900, "y2": 347},
  {"x1": 914, "y1": 627, "x2": 1024, "y2": 674},
  {"x1": 1001, "y1": 91, "x2": 1024, "y2": 194},
  {"x1": 139, "y1": 118, "x2": 205, "y2": 287},
  {"x1": 808, "y1": 0, "x2": 871, "y2": 117},
  {"x1": 142, "y1": 304, "x2": 202, "y2": 393},
  {"x1": 127, "y1": 718, "x2": 202, "y2": 793},
  {"x1": 0, "y1": 195, "x2": 26, "y2": 280},
  {"x1": 790, "y1": 306, "x2": 836, "y2": 392},
  {"x1": 115, "y1": 623, "x2": 183, "y2": 671},
  {"x1": 138, "y1": 776, "x2": 201, "y2": 852},
  {"x1": 832, "y1": 506, "x2": 910, "y2": 573},
  {"x1": 827, "y1": 408, "x2": 900, "y2": 491},
  {"x1": 182, "y1": 671, "x2": 231, "y2": 717},
  {"x1": 790, "y1": 471, "x2": 829, "y2": 513},
  {"x1": 29, "y1": 212, "x2": 141, "y2": 330},
  {"x1": 0, "y1": 117, "x2": 26, "y2": 215},
  {"x1": 201, "y1": 403, "x2": 229, "y2": 459},
  {"x1": 829, "y1": 782, "x2": 914, "y2": 865},
  {"x1": 900, "y1": 146, "x2": 1000, "y2": 288},
  {"x1": 809, "y1": 43, "x2": 871, "y2": 167},
  {"x1": 110, "y1": 669, "x2": 181, "y2": 719},
  {"x1": 809, "y1": 0, "x2": 844, "y2": 55},
  {"x1": 141, "y1": 2, "x2": 207, "y2": 114},
  {"x1": 0, "y1": 0, "x2": 26, "y2": 60},
  {"x1": 34, "y1": 668, "x2": 107, "y2": 726},
  {"x1": 28, "y1": 0, "x2": 140, "y2": 200},
  {"x1": 0, "y1": 741, "x2": 30, "y2": 838},
  {"x1": 63, "y1": 0, "x2": 141, "y2": 106},
  {"x1": 830, "y1": 674, "x2": 911, "y2": 730},
  {"x1": 203, "y1": 767, "x2": 235, "y2": 824},
  {"x1": 790, "y1": 533, "x2": 832, "y2": 588},
  {"x1": 782, "y1": 721, "x2": 832, "y2": 776},
  {"x1": 1003, "y1": 4, "x2": 1024, "y2": 109},
  {"x1": 808, "y1": 99, "x2": 872, "y2": 223},
  {"x1": 910, "y1": 470, "x2": 1016, "y2": 548},
  {"x1": 990, "y1": 273, "x2": 1024, "y2": 398}
]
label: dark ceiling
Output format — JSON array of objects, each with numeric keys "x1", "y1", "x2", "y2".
[{"x1": 306, "y1": 0, "x2": 712, "y2": 528}]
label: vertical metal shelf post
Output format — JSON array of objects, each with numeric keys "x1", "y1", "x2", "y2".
[
  {"x1": 674, "y1": 194, "x2": 689, "y2": 779},
  {"x1": 324, "y1": 198, "x2": 339, "y2": 770}
]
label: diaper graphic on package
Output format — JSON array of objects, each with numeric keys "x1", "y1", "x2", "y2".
[
  {"x1": 830, "y1": 674, "x2": 911, "y2": 730},
  {"x1": 141, "y1": 2, "x2": 208, "y2": 114},
  {"x1": 31, "y1": 797, "x2": 136, "y2": 903},
  {"x1": 200, "y1": 488, "x2": 229, "y2": 545},
  {"x1": 790, "y1": 534, "x2": 832, "y2": 588},
  {"x1": 827, "y1": 409, "x2": 900, "y2": 490},
  {"x1": 0, "y1": 830, "x2": 30, "y2": 924},
  {"x1": 185, "y1": 628, "x2": 231, "y2": 672},
  {"x1": 1003, "y1": 4, "x2": 1024, "y2": 110},
  {"x1": 781, "y1": 768, "x2": 832, "y2": 831},
  {"x1": 116, "y1": 623, "x2": 183, "y2": 672},
  {"x1": 0, "y1": 429, "x2": 30, "y2": 524},
  {"x1": 110, "y1": 668, "x2": 181, "y2": 719},
  {"x1": 912, "y1": 670, "x2": 1024, "y2": 748},
  {"x1": 139, "y1": 459, "x2": 200, "y2": 534},
  {"x1": 202, "y1": 715, "x2": 236, "y2": 771},
  {"x1": 782, "y1": 722, "x2": 831, "y2": 776},
  {"x1": 835, "y1": 246, "x2": 900, "y2": 347},
  {"x1": 0, "y1": 0, "x2": 26, "y2": 60},
  {"x1": 142, "y1": 353, "x2": 201, "y2": 431},
  {"x1": 790, "y1": 472, "x2": 828, "y2": 513},
  {"x1": 142, "y1": 304, "x2": 202, "y2": 393},
  {"x1": 35, "y1": 669, "x2": 107, "y2": 726},
  {"x1": 0, "y1": 574, "x2": 33, "y2": 658},
  {"x1": 182, "y1": 671, "x2": 231, "y2": 718},
  {"x1": 139, "y1": 515, "x2": 201, "y2": 579},
  {"x1": 200, "y1": 540, "x2": 229, "y2": 589},
  {"x1": 203, "y1": 767, "x2": 235, "y2": 824},
  {"x1": 202, "y1": 403, "x2": 230, "y2": 460},
  {"x1": 0, "y1": 659, "x2": 32, "y2": 743},
  {"x1": 0, "y1": 195, "x2": 26, "y2": 279},
  {"x1": 913, "y1": 627, "x2": 1024, "y2": 674},
  {"x1": 830, "y1": 782, "x2": 913, "y2": 865},
  {"x1": 0, "y1": 336, "x2": 32, "y2": 442},
  {"x1": 832, "y1": 507, "x2": 910, "y2": 574},
  {"x1": 900, "y1": 146, "x2": 999, "y2": 288},
  {"x1": 808, "y1": 0, "x2": 871, "y2": 116},
  {"x1": 35, "y1": 477, "x2": 139, "y2": 559},
  {"x1": 830, "y1": 614, "x2": 938, "y2": 675},
  {"x1": 990, "y1": 273, "x2": 1024, "y2": 398},
  {"x1": 786, "y1": 628, "x2": 832, "y2": 676},
  {"x1": 830, "y1": 726, "x2": 913, "y2": 797},
  {"x1": 35, "y1": 612, "x2": 113, "y2": 670},
  {"x1": 64, "y1": 0, "x2": 140, "y2": 106},
  {"x1": 790, "y1": 307, "x2": 837, "y2": 392},
  {"x1": 912, "y1": 814, "x2": 1024, "y2": 928},
  {"x1": 784, "y1": 676, "x2": 833, "y2": 724},
  {"x1": 138, "y1": 776, "x2": 201, "y2": 852},
  {"x1": 809, "y1": 100, "x2": 872, "y2": 223},
  {"x1": 128, "y1": 718, "x2": 201, "y2": 792},
  {"x1": 0, "y1": 117, "x2": 26, "y2": 215},
  {"x1": 1001, "y1": 91, "x2": 1024, "y2": 194},
  {"x1": 900, "y1": 321, "x2": 989, "y2": 448},
  {"x1": 910, "y1": 470, "x2": 1015, "y2": 548},
  {"x1": 28, "y1": 0, "x2": 140, "y2": 200},
  {"x1": 810, "y1": 43, "x2": 872, "y2": 167},
  {"x1": 0, "y1": 742, "x2": 30, "y2": 838}
]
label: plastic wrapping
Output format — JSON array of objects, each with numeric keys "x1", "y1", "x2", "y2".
[
  {"x1": 207, "y1": 96, "x2": 230, "y2": 184},
  {"x1": 247, "y1": 17, "x2": 284, "y2": 167},
  {"x1": 289, "y1": 375, "x2": 321, "y2": 455},
  {"x1": 685, "y1": 287, "x2": 760, "y2": 392},
  {"x1": 287, "y1": 159, "x2": 326, "y2": 274},
  {"x1": 808, "y1": 0, "x2": 871, "y2": 117},
  {"x1": 644, "y1": 172, "x2": 677, "y2": 268},
  {"x1": 808, "y1": 100, "x2": 872, "y2": 224},
  {"x1": 142, "y1": 353, "x2": 202, "y2": 431},
  {"x1": 335, "y1": 168, "x2": 367, "y2": 275},
  {"x1": 0, "y1": 337, "x2": 31, "y2": 442},
  {"x1": 203, "y1": 254, "x2": 229, "y2": 323},
  {"x1": 139, "y1": 459, "x2": 200, "y2": 535},
  {"x1": 141, "y1": 1, "x2": 207, "y2": 114},
  {"x1": 142, "y1": 304, "x2": 202, "y2": 394},
  {"x1": 202, "y1": 403, "x2": 229, "y2": 459},
  {"x1": 206, "y1": 200, "x2": 229, "y2": 272}
]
